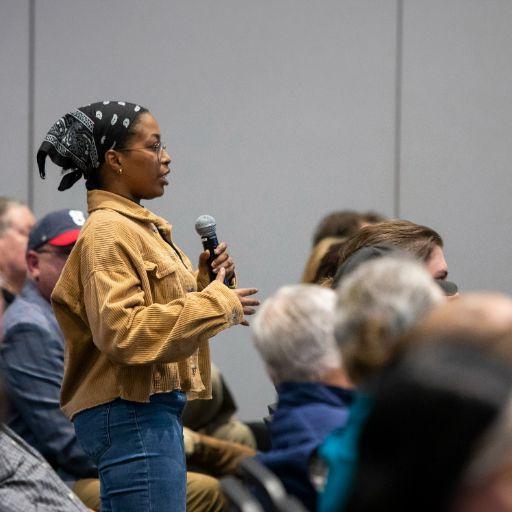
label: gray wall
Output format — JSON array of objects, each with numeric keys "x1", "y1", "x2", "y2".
[{"x1": 1, "y1": 0, "x2": 511, "y2": 420}]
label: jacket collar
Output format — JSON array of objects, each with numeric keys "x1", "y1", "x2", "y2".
[
  {"x1": 275, "y1": 381, "x2": 355, "y2": 409},
  {"x1": 87, "y1": 189, "x2": 173, "y2": 239}
]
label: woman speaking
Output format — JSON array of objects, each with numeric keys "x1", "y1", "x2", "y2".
[{"x1": 37, "y1": 101, "x2": 258, "y2": 511}]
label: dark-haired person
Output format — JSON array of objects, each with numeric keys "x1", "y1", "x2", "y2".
[
  {"x1": 37, "y1": 101, "x2": 259, "y2": 512},
  {"x1": 0, "y1": 197, "x2": 35, "y2": 306}
]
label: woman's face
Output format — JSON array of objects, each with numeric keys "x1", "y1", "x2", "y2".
[
  {"x1": 117, "y1": 112, "x2": 171, "y2": 202},
  {"x1": 425, "y1": 244, "x2": 448, "y2": 280}
]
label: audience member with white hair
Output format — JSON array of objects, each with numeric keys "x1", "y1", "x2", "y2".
[
  {"x1": 251, "y1": 284, "x2": 354, "y2": 511},
  {"x1": 318, "y1": 255, "x2": 444, "y2": 512}
]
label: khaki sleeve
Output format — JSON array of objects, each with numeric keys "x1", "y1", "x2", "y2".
[{"x1": 83, "y1": 265, "x2": 243, "y2": 366}]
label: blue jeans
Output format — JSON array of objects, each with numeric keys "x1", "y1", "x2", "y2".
[{"x1": 73, "y1": 391, "x2": 187, "y2": 512}]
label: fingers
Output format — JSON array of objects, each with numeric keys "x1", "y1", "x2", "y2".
[
  {"x1": 212, "y1": 255, "x2": 234, "y2": 274},
  {"x1": 234, "y1": 288, "x2": 259, "y2": 297},
  {"x1": 215, "y1": 267, "x2": 226, "y2": 282},
  {"x1": 239, "y1": 298, "x2": 259, "y2": 307},
  {"x1": 211, "y1": 243, "x2": 235, "y2": 275},
  {"x1": 213, "y1": 242, "x2": 227, "y2": 256},
  {"x1": 198, "y1": 250, "x2": 210, "y2": 269}
]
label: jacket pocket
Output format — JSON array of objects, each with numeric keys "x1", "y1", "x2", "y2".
[{"x1": 143, "y1": 259, "x2": 182, "y2": 302}]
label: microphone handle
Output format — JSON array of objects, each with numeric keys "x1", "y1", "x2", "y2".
[{"x1": 201, "y1": 234, "x2": 231, "y2": 286}]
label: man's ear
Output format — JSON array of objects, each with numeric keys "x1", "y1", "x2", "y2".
[
  {"x1": 104, "y1": 149, "x2": 123, "y2": 172},
  {"x1": 26, "y1": 250, "x2": 40, "y2": 280}
]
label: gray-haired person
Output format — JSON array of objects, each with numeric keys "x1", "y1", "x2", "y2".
[
  {"x1": 318, "y1": 256, "x2": 444, "y2": 512},
  {"x1": 251, "y1": 284, "x2": 354, "y2": 510}
]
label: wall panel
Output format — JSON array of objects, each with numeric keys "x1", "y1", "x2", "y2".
[
  {"x1": 31, "y1": 0, "x2": 397, "y2": 419},
  {"x1": 0, "y1": 1, "x2": 30, "y2": 202},
  {"x1": 400, "y1": 0, "x2": 512, "y2": 293}
]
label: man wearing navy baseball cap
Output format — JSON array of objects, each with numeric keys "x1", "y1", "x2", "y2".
[{"x1": 0, "y1": 209, "x2": 99, "y2": 509}]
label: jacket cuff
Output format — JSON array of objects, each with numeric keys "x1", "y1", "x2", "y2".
[{"x1": 206, "y1": 280, "x2": 244, "y2": 326}]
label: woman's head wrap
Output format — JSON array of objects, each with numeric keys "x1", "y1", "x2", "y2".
[{"x1": 37, "y1": 100, "x2": 148, "y2": 191}]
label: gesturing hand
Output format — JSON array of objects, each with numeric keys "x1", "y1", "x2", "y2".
[{"x1": 216, "y1": 268, "x2": 259, "y2": 326}]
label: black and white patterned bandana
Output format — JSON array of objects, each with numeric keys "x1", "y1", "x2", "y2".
[{"x1": 37, "y1": 100, "x2": 148, "y2": 191}]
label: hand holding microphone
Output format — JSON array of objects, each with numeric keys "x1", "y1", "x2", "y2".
[{"x1": 195, "y1": 215, "x2": 259, "y2": 326}]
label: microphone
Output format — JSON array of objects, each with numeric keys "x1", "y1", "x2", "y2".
[{"x1": 195, "y1": 215, "x2": 231, "y2": 286}]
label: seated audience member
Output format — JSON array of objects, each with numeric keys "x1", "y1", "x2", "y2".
[
  {"x1": 302, "y1": 210, "x2": 383, "y2": 284},
  {"x1": 251, "y1": 284, "x2": 354, "y2": 510},
  {"x1": 343, "y1": 335, "x2": 512, "y2": 512},
  {"x1": 331, "y1": 219, "x2": 458, "y2": 297},
  {"x1": 0, "y1": 210, "x2": 227, "y2": 512},
  {"x1": 0, "y1": 288, "x2": 90, "y2": 511},
  {"x1": 0, "y1": 197, "x2": 35, "y2": 306},
  {"x1": 313, "y1": 240, "x2": 346, "y2": 285},
  {"x1": 317, "y1": 256, "x2": 444, "y2": 512},
  {"x1": 183, "y1": 363, "x2": 257, "y2": 448}
]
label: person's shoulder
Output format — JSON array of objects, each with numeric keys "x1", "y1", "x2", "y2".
[
  {"x1": 3, "y1": 296, "x2": 49, "y2": 336},
  {"x1": 83, "y1": 208, "x2": 134, "y2": 234},
  {"x1": 78, "y1": 209, "x2": 141, "y2": 251}
]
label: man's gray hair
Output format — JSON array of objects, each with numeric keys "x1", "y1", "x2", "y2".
[
  {"x1": 334, "y1": 256, "x2": 444, "y2": 383},
  {"x1": 0, "y1": 197, "x2": 25, "y2": 237},
  {"x1": 252, "y1": 284, "x2": 340, "y2": 384}
]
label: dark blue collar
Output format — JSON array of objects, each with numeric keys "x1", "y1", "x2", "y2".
[{"x1": 275, "y1": 381, "x2": 355, "y2": 409}]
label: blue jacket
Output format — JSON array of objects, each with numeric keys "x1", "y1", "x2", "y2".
[
  {"x1": 256, "y1": 381, "x2": 354, "y2": 511},
  {"x1": 0, "y1": 280, "x2": 98, "y2": 485}
]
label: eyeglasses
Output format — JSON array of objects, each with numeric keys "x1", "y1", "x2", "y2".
[{"x1": 118, "y1": 141, "x2": 167, "y2": 163}]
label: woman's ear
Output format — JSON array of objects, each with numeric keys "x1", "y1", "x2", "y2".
[{"x1": 104, "y1": 149, "x2": 123, "y2": 171}]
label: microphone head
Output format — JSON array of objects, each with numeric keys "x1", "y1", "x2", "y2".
[{"x1": 195, "y1": 215, "x2": 217, "y2": 238}]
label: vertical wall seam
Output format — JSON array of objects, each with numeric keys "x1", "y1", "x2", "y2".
[
  {"x1": 27, "y1": 0, "x2": 35, "y2": 209},
  {"x1": 393, "y1": 0, "x2": 404, "y2": 218}
]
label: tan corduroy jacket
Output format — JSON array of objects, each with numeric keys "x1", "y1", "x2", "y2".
[{"x1": 52, "y1": 190, "x2": 244, "y2": 419}]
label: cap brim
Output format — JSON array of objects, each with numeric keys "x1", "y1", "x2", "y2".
[{"x1": 48, "y1": 229, "x2": 80, "y2": 247}]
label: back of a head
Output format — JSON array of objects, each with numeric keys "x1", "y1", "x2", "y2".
[
  {"x1": 344, "y1": 340, "x2": 512, "y2": 512},
  {"x1": 312, "y1": 241, "x2": 346, "y2": 286},
  {"x1": 338, "y1": 219, "x2": 443, "y2": 269},
  {"x1": 312, "y1": 210, "x2": 384, "y2": 247},
  {"x1": 334, "y1": 256, "x2": 444, "y2": 384},
  {"x1": 252, "y1": 284, "x2": 340, "y2": 384}
]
